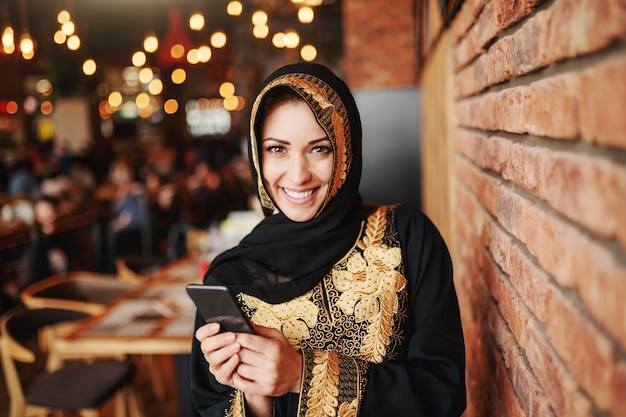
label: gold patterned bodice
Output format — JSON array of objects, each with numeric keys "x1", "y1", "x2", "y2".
[{"x1": 239, "y1": 205, "x2": 409, "y2": 364}]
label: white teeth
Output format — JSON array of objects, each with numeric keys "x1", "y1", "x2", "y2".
[{"x1": 284, "y1": 188, "x2": 314, "y2": 199}]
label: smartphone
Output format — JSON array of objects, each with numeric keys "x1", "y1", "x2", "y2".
[{"x1": 185, "y1": 284, "x2": 256, "y2": 334}]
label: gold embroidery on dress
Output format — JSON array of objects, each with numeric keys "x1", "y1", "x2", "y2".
[
  {"x1": 331, "y1": 207, "x2": 407, "y2": 363},
  {"x1": 338, "y1": 399, "x2": 358, "y2": 417},
  {"x1": 305, "y1": 351, "x2": 340, "y2": 417},
  {"x1": 226, "y1": 390, "x2": 245, "y2": 417},
  {"x1": 241, "y1": 292, "x2": 318, "y2": 344}
]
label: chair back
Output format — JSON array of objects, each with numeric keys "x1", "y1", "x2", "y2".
[
  {"x1": 115, "y1": 253, "x2": 168, "y2": 282},
  {"x1": 20, "y1": 272, "x2": 139, "y2": 315},
  {"x1": 0, "y1": 307, "x2": 89, "y2": 412}
]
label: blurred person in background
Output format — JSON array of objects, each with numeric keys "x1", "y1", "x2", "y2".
[
  {"x1": 105, "y1": 156, "x2": 151, "y2": 271},
  {"x1": 20, "y1": 195, "x2": 70, "y2": 286}
]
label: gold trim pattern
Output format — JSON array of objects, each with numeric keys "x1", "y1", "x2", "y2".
[{"x1": 227, "y1": 390, "x2": 246, "y2": 417}]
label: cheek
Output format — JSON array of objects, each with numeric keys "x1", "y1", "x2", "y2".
[{"x1": 317, "y1": 158, "x2": 334, "y2": 184}]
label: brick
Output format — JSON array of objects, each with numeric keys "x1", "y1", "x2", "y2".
[
  {"x1": 497, "y1": 186, "x2": 626, "y2": 348},
  {"x1": 543, "y1": 281, "x2": 617, "y2": 411},
  {"x1": 455, "y1": 184, "x2": 610, "y2": 415},
  {"x1": 456, "y1": 75, "x2": 581, "y2": 139},
  {"x1": 453, "y1": 57, "x2": 482, "y2": 99},
  {"x1": 611, "y1": 361, "x2": 626, "y2": 415},
  {"x1": 453, "y1": 17, "x2": 484, "y2": 71},
  {"x1": 524, "y1": 74, "x2": 580, "y2": 139},
  {"x1": 483, "y1": 248, "x2": 533, "y2": 351},
  {"x1": 579, "y1": 54, "x2": 626, "y2": 149},
  {"x1": 485, "y1": 135, "x2": 513, "y2": 177},
  {"x1": 452, "y1": 128, "x2": 487, "y2": 168},
  {"x1": 454, "y1": 0, "x2": 547, "y2": 71},
  {"x1": 452, "y1": 0, "x2": 626, "y2": 93},
  {"x1": 544, "y1": 0, "x2": 626, "y2": 59},
  {"x1": 525, "y1": 321, "x2": 595, "y2": 417},
  {"x1": 459, "y1": 130, "x2": 626, "y2": 251},
  {"x1": 490, "y1": 306, "x2": 554, "y2": 417},
  {"x1": 459, "y1": 178, "x2": 622, "y2": 413},
  {"x1": 507, "y1": 143, "x2": 543, "y2": 194},
  {"x1": 539, "y1": 150, "x2": 626, "y2": 248},
  {"x1": 502, "y1": 238, "x2": 551, "y2": 322},
  {"x1": 484, "y1": 328, "x2": 512, "y2": 417},
  {"x1": 455, "y1": 156, "x2": 500, "y2": 216},
  {"x1": 449, "y1": 0, "x2": 486, "y2": 45}
]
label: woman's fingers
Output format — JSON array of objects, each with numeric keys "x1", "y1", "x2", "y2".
[
  {"x1": 195, "y1": 322, "x2": 220, "y2": 340},
  {"x1": 212, "y1": 351, "x2": 241, "y2": 386}
]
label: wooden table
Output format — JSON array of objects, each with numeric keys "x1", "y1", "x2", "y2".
[{"x1": 53, "y1": 256, "x2": 202, "y2": 357}]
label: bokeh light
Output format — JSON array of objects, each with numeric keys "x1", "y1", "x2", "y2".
[
  {"x1": 164, "y1": 99, "x2": 179, "y2": 114},
  {"x1": 132, "y1": 51, "x2": 147, "y2": 67},
  {"x1": 298, "y1": 7, "x2": 314, "y2": 23},
  {"x1": 82, "y1": 59, "x2": 97, "y2": 75},
  {"x1": 219, "y1": 82, "x2": 235, "y2": 98},
  {"x1": 171, "y1": 68, "x2": 186, "y2": 84},
  {"x1": 210, "y1": 32, "x2": 227, "y2": 48},
  {"x1": 189, "y1": 13, "x2": 205, "y2": 31},
  {"x1": 227, "y1": 1, "x2": 243, "y2": 16},
  {"x1": 143, "y1": 35, "x2": 158, "y2": 53}
]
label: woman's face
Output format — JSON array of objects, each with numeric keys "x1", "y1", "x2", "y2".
[{"x1": 261, "y1": 100, "x2": 333, "y2": 222}]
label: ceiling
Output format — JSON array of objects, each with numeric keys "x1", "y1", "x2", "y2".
[{"x1": 1, "y1": 0, "x2": 343, "y2": 96}]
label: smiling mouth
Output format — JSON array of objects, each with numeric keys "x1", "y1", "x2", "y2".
[{"x1": 283, "y1": 188, "x2": 315, "y2": 199}]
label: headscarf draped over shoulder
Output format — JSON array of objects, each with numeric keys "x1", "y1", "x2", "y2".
[{"x1": 204, "y1": 63, "x2": 364, "y2": 304}]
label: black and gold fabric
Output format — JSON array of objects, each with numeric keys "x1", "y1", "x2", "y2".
[{"x1": 189, "y1": 63, "x2": 466, "y2": 417}]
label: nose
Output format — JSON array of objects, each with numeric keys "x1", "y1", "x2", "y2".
[{"x1": 287, "y1": 154, "x2": 312, "y2": 184}]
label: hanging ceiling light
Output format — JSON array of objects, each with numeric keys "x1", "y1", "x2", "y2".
[
  {"x1": 1, "y1": 26, "x2": 15, "y2": 54},
  {"x1": 157, "y1": 8, "x2": 194, "y2": 67},
  {"x1": 18, "y1": 0, "x2": 36, "y2": 59}
]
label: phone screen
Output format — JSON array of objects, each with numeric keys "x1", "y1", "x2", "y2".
[{"x1": 186, "y1": 284, "x2": 255, "y2": 334}]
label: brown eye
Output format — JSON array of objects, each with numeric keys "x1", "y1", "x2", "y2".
[{"x1": 264, "y1": 145, "x2": 286, "y2": 154}]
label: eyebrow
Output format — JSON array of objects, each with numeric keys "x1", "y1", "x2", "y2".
[{"x1": 262, "y1": 136, "x2": 330, "y2": 145}]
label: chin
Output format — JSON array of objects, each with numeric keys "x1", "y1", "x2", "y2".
[{"x1": 282, "y1": 208, "x2": 317, "y2": 223}]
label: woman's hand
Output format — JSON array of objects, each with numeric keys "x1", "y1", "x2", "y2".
[
  {"x1": 234, "y1": 324, "x2": 303, "y2": 397},
  {"x1": 195, "y1": 322, "x2": 303, "y2": 397}
]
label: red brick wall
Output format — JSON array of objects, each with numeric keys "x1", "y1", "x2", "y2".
[
  {"x1": 341, "y1": 0, "x2": 417, "y2": 88},
  {"x1": 448, "y1": 0, "x2": 626, "y2": 415}
]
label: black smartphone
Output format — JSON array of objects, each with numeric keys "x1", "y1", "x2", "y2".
[{"x1": 185, "y1": 284, "x2": 256, "y2": 334}]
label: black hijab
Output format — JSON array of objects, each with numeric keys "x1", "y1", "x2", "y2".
[{"x1": 203, "y1": 63, "x2": 364, "y2": 304}]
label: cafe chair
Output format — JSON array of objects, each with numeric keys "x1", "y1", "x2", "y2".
[
  {"x1": 114, "y1": 253, "x2": 168, "y2": 283},
  {"x1": 0, "y1": 306, "x2": 142, "y2": 417},
  {"x1": 20, "y1": 270, "x2": 166, "y2": 401}
]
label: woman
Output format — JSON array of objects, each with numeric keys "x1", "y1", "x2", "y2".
[{"x1": 190, "y1": 63, "x2": 466, "y2": 417}]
